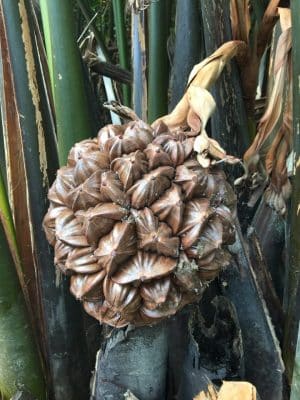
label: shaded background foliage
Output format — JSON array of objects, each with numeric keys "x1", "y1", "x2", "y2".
[{"x1": 0, "y1": 0, "x2": 299, "y2": 399}]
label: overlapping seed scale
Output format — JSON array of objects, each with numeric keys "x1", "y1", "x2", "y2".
[
  {"x1": 73, "y1": 150, "x2": 110, "y2": 184},
  {"x1": 54, "y1": 240, "x2": 74, "y2": 274},
  {"x1": 174, "y1": 164, "x2": 222, "y2": 200},
  {"x1": 127, "y1": 166, "x2": 174, "y2": 209},
  {"x1": 133, "y1": 208, "x2": 179, "y2": 258},
  {"x1": 105, "y1": 135, "x2": 144, "y2": 161},
  {"x1": 150, "y1": 184, "x2": 185, "y2": 234},
  {"x1": 103, "y1": 276, "x2": 141, "y2": 316},
  {"x1": 47, "y1": 181, "x2": 65, "y2": 206},
  {"x1": 153, "y1": 133, "x2": 195, "y2": 166},
  {"x1": 98, "y1": 171, "x2": 129, "y2": 207},
  {"x1": 112, "y1": 251, "x2": 177, "y2": 285},
  {"x1": 94, "y1": 221, "x2": 137, "y2": 276},
  {"x1": 83, "y1": 301, "x2": 129, "y2": 328},
  {"x1": 54, "y1": 167, "x2": 77, "y2": 204},
  {"x1": 43, "y1": 204, "x2": 69, "y2": 246},
  {"x1": 123, "y1": 120, "x2": 154, "y2": 147},
  {"x1": 66, "y1": 170, "x2": 102, "y2": 211},
  {"x1": 212, "y1": 179, "x2": 237, "y2": 211},
  {"x1": 76, "y1": 203, "x2": 128, "y2": 245},
  {"x1": 214, "y1": 205, "x2": 236, "y2": 244},
  {"x1": 111, "y1": 150, "x2": 148, "y2": 191},
  {"x1": 185, "y1": 215, "x2": 224, "y2": 259},
  {"x1": 197, "y1": 248, "x2": 232, "y2": 281},
  {"x1": 182, "y1": 160, "x2": 237, "y2": 210},
  {"x1": 144, "y1": 143, "x2": 173, "y2": 170},
  {"x1": 153, "y1": 121, "x2": 170, "y2": 137},
  {"x1": 104, "y1": 121, "x2": 153, "y2": 162},
  {"x1": 67, "y1": 138, "x2": 99, "y2": 167},
  {"x1": 70, "y1": 269, "x2": 106, "y2": 300},
  {"x1": 140, "y1": 284, "x2": 182, "y2": 319},
  {"x1": 55, "y1": 209, "x2": 88, "y2": 247},
  {"x1": 97, "y1": 124, "x2": 125, "y2": 150},
  {"x1": 44, "y1": 121, "x2": 237, "y2": 328},
  {"x1": 174, "y1": 252, "x2": 206, "y2": 292},
  {"x1": 179, "y1": 198, "x2": 212, "y2": 249},
  {"x1": 140, "y1": 277, "x2": 171, "y2": 309},
  {"x1": 65, "y1": 246, "x2": 101, "y2": 274}
]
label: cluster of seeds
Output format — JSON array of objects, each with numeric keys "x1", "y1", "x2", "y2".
[{"x1": 43, "y1": 120, "x2": 236, "y2": 327}]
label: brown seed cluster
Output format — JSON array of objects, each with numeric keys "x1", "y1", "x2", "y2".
[{"x1": 43, "y1": 120, "x2": 236, "y2": 327}]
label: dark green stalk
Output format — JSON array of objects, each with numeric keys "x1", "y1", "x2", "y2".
[
  {"x1": 282, "y1": 0, "x2": 300, "y2": 384},
  {"x1": 2, "y1": 1, "x2": 90, "y2": 398},
  {"x1": 0, "y1": 0, "x2": 46, "y2": 359},
  {"x1": 76, "y1": 0, "x2": 122, "y2": 124},
  {"x1": 0, "y1": 166, "x2": 24, "y2": 298},
  {"x1": 291, "y1": 326, "x2": 300, "y2": 399},
  {"x1": 222, "y1": 221, "x2": 284, "y2": 399},
  {"x1": 112, "y1": 0, "x2": 131, "y2": 106},
  {"x1": 147, "y1": 0, "x2": 170, "y2": 123},
  {"x1": 0, "y1": 220, "x2": 46, "y2": 400},
  {"x1": 40, "y1": 0, "x2": 93, "y2": 165},
  {"x1": 131, "y1": 9, "x2": 147, "y2": 120},
  {"x1": 250, "y1": 0, "x2": 269, "y2": 24},
  {"x1": 0, "y1": 166, "x2": 45, "y2": 399},
  {"x1": 29, "y1": 0, "x2": 59, "y2": 184},
  {"x1": 169, "y1": 0, "x2": 204, "y2": 110},
  {"x1": 0, "y1": 113, "x2": 6, "y2": 188},
  {"x1": 200, "y1": 0, "x2": 249, "y2": 156},
  {"x1": 76, "y1": 0, "x2": 109, "y2": 58},
  {"x1": 91, "y1": 61, "x2": 132, "y2": 84}
]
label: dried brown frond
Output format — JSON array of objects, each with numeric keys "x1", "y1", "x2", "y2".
[
  {"x1": 230, "y1": 0, "x2": 251, "y2": 43},
  {"x1": 238, "y1": 27, "x2": 291, "y2": 180},
  {"x1": 257, "y1": 0, "x2": 280, "y2": 58},
  {"x1": 231, "y1": 0, "x2": 285, "y2": 114},
  {"x1": 194, "y1": 381, "x2": 257, "y2": 400},
  {"x1": 152, "y1": 41, "x2": 246, "y2": 132},
  {"x1": 236, "y1": 21, "x2": 292, "y2": 214}
]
